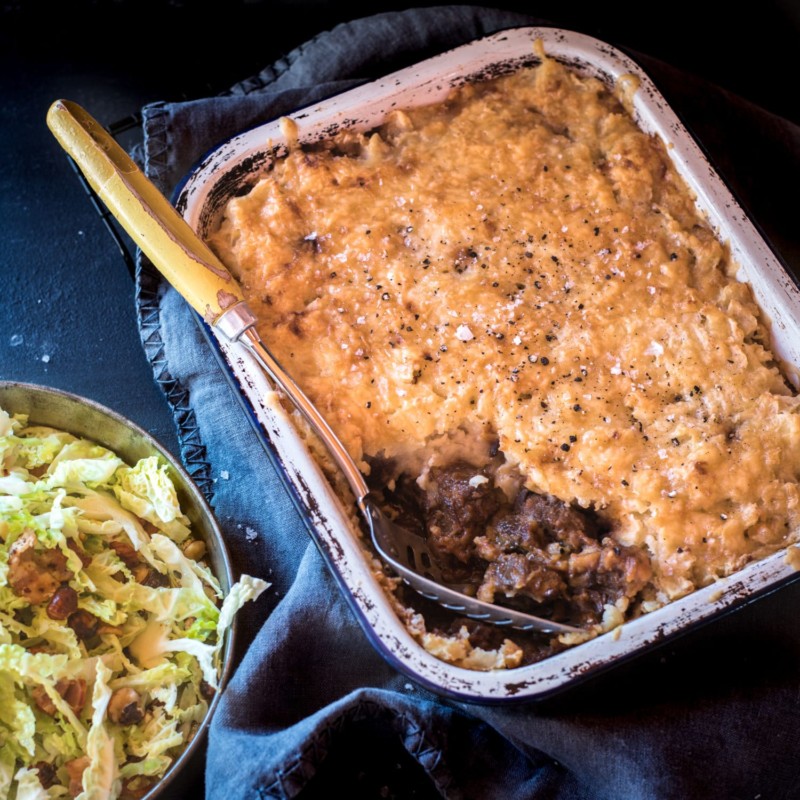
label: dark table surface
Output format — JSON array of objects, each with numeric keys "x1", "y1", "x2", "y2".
[{"x1": 2, "y1": 2, "x2": 800, "y2": 797}]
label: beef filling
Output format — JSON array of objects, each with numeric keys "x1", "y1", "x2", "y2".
[{"x1": 380, "y1": 461, "x2": 653, "y2": 627}]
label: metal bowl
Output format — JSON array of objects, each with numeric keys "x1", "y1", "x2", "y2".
[{"x1": 0, "y1": 380, "x2": 234, "y2": 798}]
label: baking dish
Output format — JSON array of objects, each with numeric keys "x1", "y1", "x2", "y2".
[{"x1": 173, "y1": 26, "x2": 800, "y2": 702}]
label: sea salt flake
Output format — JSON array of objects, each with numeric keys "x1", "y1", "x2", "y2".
[{"x1": 456, "y1": 324, "x2": 474, "y2": 342}]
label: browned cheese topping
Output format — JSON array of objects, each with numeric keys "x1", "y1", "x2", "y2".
[{"x1": 209, "y1": 54, "x2": 800, "y2": 618}]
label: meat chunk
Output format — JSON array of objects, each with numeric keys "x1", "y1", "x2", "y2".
[
  {"x1": 34, "y1": 761, "x2": 57, "y2": 789},
  {"x1": 474, "y1": 489, "x2": 652, "y2": 624},
  {"x1": 65, "y1": 756, "x2": 89, "y2": 798},
  {"x1": 419, "y1": 462, "x2": 505, "y2": 564},
  {"x1": 31, "y1": 678, "x2": 87, "y2": 717},
  {"x1": 8, "y1": 531, "x2": 73, "y2": 604},
  {"x1": 200, "y1": 680, "x2": 216, "y2": 702},
  {"x1": 46, "y1": 585, "x2": 78, "y2": 620},
  {"x1": 567, "y1": 538, "x2": 653, "y2": 620},
  {"x1": 111, "y1": 539, "x2": 168, "y2": 586},
  {"x1": 390, "y1": 467, "x2": 654, "y2": 627},
  {"x1": 473, "y1": 511, "x2": 544, "y2": 559},
  {"x1": 67, "y1": 609, "x2": 100, "y2": 641},
  {"x1": 110, "y1": 539, "x2": 140, "y2": 569},
  {"x1": 514, "y1": 491, "x2": 606, "y2": 547},
  {"x1": 477, "y1": 554, "x2": 566, "y2": 604}
]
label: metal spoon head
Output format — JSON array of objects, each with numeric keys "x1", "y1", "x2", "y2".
[{"x1": 363, "y1": 499, "x2": 582, "y2": 635}]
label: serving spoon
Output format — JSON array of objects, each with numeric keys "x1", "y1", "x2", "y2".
[{"x1": 46, "y1": 99, "x2": 581, "y2": 635}]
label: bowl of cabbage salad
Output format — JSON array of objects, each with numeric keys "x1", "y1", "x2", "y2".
[{"x1": 0, "y1": 382, "x2": 267, "y2": 799}]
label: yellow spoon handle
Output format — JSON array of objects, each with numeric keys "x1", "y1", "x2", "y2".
[
  {"x1": 46, "y1": 99, "x2": 244, "y2": 324},
  {"x1": 47, "y1": 98, "x2": 369, "y2": 499}
]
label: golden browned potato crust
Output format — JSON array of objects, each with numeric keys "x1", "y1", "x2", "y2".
[{"x1": 209, "y1": 53, "x2": 800, "y2": 658}]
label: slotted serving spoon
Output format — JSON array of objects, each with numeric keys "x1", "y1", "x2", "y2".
[{"x1": 47, "y1": 99, "x2": 581, "y2": 635}]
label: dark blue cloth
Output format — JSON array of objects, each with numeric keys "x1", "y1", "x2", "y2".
[{"x1": 136, "y1": 7, "x2": 800, "y2": 799}]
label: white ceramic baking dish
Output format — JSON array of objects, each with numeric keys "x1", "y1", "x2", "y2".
[{"x1": 174, "y1": 26, "x2": 800, "y2": 702}]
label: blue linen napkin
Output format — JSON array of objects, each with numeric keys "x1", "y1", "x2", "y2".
[{"x1": 136, "y1": 6, "x2": 800, "y2": 799}]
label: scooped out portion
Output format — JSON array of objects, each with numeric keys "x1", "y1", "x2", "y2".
[{"x1": 373, "y1": 454, "x2": 653, "y2": 628}]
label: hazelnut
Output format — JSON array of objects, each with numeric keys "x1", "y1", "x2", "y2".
[
  {"x1": 107, "y1": 688, "x2": 144, "y2": 725},
  {"x1": 182, "y1": 539, "x2": 207, "y2": 561}
]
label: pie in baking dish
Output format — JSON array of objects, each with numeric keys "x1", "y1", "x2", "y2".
[{"x1": 207, "y1": 47, "x2": 800, "y2": 669}]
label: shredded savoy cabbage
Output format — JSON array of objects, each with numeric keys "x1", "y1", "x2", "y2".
[{"x1": 0, "y1": 406, "x2": 268, "y2": 799}]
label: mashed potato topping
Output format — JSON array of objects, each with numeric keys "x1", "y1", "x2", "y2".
[{"x1": 208, "y1": 51, "x2": 800, "y2": 663}]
